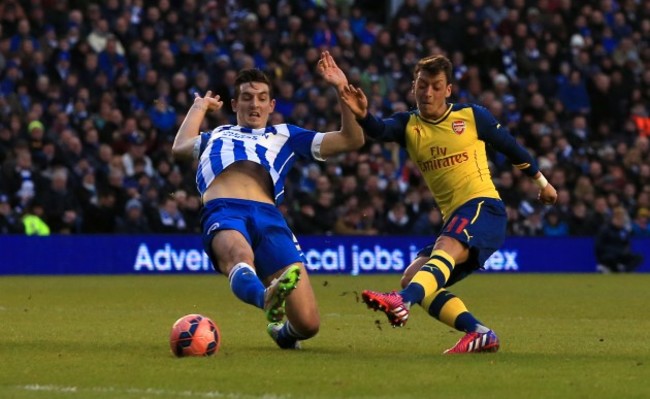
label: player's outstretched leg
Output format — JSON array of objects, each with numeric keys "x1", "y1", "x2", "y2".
[
  {"x1": 443, "y1": 330, "x2": 500, "y2": 354},
  {"x1": 361, "y1": 290, "x2": 410, "y2": 327},
  {"x1": 264, "y1": 264, "x2": 301, "y2": 323},
  {"x1": 267, "y1": 322, "x2": 302, "y2": 349}
]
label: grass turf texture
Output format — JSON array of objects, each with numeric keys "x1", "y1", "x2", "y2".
[{"x1": 1, "y1": 274, "x2": 648, "y2": 399}]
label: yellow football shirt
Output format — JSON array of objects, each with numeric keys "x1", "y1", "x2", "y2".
[{"x1": 359, "y1": 103, "x2": 539, "y2": 220}]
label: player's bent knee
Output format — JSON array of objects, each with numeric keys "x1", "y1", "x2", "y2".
[
  {"x1": 292, "y1": 323, "x2": 320, "y2": 339},
  {"x1": 302, "y1": 320, "x2": 320, "y2": 338},
  {"x1": 302, "y1": 324, "x2": 319, "y2": 339},
  {"x1": 292, "y1": 317, "x2": 320, "y2": 338}
]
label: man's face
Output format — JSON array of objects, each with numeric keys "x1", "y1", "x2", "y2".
[
  {"x1": 232, "y1": 82, "x2": 275, "y2": 129},
  {"x1": 612, "y1": 213, "x2": 626, "y2": 228},
  {"x1": 412, "y1": 70, "x2": 451, "y2": 120}
]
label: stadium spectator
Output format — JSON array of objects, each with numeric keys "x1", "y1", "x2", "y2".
[
  {"x1": 40, "y1": 166, "x2": 81, "y2": 233},
  {"x1": 410, "y1": 207, "x2": 443, "y2": 236},
  {"x1": 151, "y1": 195, "x2": 187, "y2": 234},
  {"x1": 338, "y1": 54, "x2": 557, "y2": 354},
  {"x1": 558, "y1": 69, "x2": 591, "y2": 115},
  {"x1": 21, "y1": 200, "x2": 49, "y2": 236},
  {"x1": 0, "y1": 192, "x2": 23, "y2": 234},
  {"x1": 631, "y1": 208, "x2": 650, "y2": 238},
  {"x1": 384, "y1": 202, "x2": 411, "y2": 235},
  {"x1": 116, "y1": 198, "x2": 151, "y2": 234},
  {"x1": 359, "y1": 202, "x2": 384, "y2": 234},
  {"x1": 520, "y1": 207, "x2": 545, "y2": 236},
  {"x1": 595, "y1": 207, "x2": 644, "y2": 273},
  {"x1": 169, "y1": 53, "x2": 363, "y2": 350},
  {"x1": 121, "y1": 131, "x2": 154, "y2": 178},
  {"x1": 176, "y1": 191, "x2": 202, "y2": 234},
  {"x1": 542, "y1": 208, "x2": 570, "y2": 236},
  {"x1": 82, "y1": 190, "x2": 117, "y2": 233},
  {"x1": 290, "y1": 197, "x2": 322, "y2": 235},
  {"x1": 147, "y1": 96, "x2": 176, "y2": 137},
  {"x1": 567, "y1": 201, "x2": 594, "y2": 236},
  {"x1": 333, "y1": 207, "x2": 379, "y2": 236},
  {"x1": 1, "y1": 143, "x2": 39, "y2": 207},
  {"x1": 311, "y1": 190, "x2": 337, "y2": 234}
]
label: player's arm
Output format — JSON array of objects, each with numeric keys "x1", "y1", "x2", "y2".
[
  {"x1": 320, "y1": 86, "x2": 365, "y2": 157},
  {"x1": 172, "y1": 91, "x2": 222, "y2": 161},
  {"x1": 316, "y1": 51, "x2": 365, "y2": 157},
  {"x1": 338, "y1": 83, "x2": 409, "y2": 145},
  {"x1": 356, "y1": 111, "x2": 410, "y2": 145},
  {"x1": 474, "y1": 105, "x2": 558, "y2": 205}
]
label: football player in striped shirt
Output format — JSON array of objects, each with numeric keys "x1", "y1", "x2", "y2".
[
  {"x1": 172, "y1": 52, "x2": 364, "y2": 349},
  {"x1": 341, "y1": 54, "x2": 557, "y2": 354}
]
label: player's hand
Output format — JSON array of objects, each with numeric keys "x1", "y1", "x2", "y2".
[
  {"x1": 317, "y1": 51, "x2": 348, "y2": 88},
  {"x1": 192, "y1": 90, "x2": 223, "y2": 113},
  {"x1": 340, "y1": 84, "x2": 368, "y2": 119},
  {"x1": 538, "y1": 183, "x2": 557, "y2": 205}
]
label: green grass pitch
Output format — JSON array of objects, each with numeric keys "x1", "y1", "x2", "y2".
[{"x1": 1, "y1": 273, "x2": 649, "y2": 399}]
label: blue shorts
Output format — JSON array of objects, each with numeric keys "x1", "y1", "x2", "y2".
[
  {"x1": 417, "y1": 197, "x2": 506, "y2": 286},
  {"x1": 201, "y1": 198, "x2": 306, "y2": 280}
]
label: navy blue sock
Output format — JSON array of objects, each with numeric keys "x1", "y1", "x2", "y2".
[
  {"x1": 228, "y1": 263, "x2": 264, "y2": 309},
  {"x1": 276, "y1": 322, "x2": 304, "y2": 348},
  {"x1": 455, "y1": 312, "x2": 489, "y2": 333}
]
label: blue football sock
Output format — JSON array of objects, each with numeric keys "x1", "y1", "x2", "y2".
[
  {"x1": 275, "y1": 322, "x2": 303, "y2": 348},
  {"x1": 455, "y1": 312, "x2": 489, "y2": 333},
  {"x1": 228, "y1": 263, "x2": 264, "y2": 309}
]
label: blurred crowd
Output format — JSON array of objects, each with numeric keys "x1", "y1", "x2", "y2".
[{"x1": 1, "y1": 0, "x2": 650, "y2": 238}]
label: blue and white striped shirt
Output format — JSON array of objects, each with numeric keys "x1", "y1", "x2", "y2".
[{"x1": 195, "y1": 124, "x2": 325, "y2": 204}]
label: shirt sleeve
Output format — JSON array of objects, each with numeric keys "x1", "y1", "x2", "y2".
[
  {"x1": 356, "y1": 112, "x2": 410, "y2": 146},
  {"x1": 311, "y1": 133, "x2": 326, "y2": 161},
  {"x1": 285, "y1": 124, "x2": 323, "y2": 161},
  {"x1": 473, "y1": 105, "x2": 540, "y2": 177},
  {"x1": 193, "y1": 132, "x2": 211, "y2": 159}
]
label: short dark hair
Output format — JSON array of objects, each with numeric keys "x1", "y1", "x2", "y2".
[
  {"x1": 414, "y1": 55, "x2": 453, "y2": 85},
  {"x1": 234, "y1": 69, "x2": 273, "y2": 98}
]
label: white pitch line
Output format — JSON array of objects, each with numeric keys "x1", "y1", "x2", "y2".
[{"x1": 18, "y1": 384, "x2": 291, "y2": 399}]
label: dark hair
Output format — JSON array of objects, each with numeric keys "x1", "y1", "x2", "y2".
[
  {"x1": 414, "y1": 55, "x2": 453, "y2": 85},
  {"x1": 234, "y1": 69, "x2": 273, "y2": 98}
]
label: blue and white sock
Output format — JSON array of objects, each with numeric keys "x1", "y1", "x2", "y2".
[
  {"x1": 275, "y1": 322, "x2": 307, "y2": 348},
  {"x1": 228, "y1": 263, "x2": 264, "y2": 309}
]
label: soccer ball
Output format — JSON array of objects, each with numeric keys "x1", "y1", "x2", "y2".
[{"x1": 169, "y1": 314, "x2": 221, "y2": 357}]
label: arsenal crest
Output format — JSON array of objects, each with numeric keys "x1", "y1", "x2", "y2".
[{"x1": 452, "y1": 120, "x2": 465, "y2": 134}]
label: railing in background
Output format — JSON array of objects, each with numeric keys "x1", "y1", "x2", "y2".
[{"x1": 1, "y1": 235, "x2": 648, "y2": 275}]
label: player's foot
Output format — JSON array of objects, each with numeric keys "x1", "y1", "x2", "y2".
[
  {"x1": 267, "y1": 322, "x2": 301, "y2": 349},
  {"x1": 443, "y1": 330, "x2": 500, "y2": 354},
  {"x1": 264, "y1": 265, "x2": 301, "y2": 323},
  {"x1": 361, "y1": 290, "x2": 410, "y2": 327}
]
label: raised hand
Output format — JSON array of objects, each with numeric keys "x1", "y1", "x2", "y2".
[
  {"x1": 193, "y1": 90, "x2": 223, "y2": 112},
  {"x1": 340, "y1": 85, "x2": 368, "y2": 119},
  {"x1": 316, "y1": 51, "x2": 348, "y2": 88}
]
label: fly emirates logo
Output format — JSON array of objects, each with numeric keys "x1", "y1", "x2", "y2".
[{"x1": 418, "y1": 146, "x2": 469, "y2": 172}]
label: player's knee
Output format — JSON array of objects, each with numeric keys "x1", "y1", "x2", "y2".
[
  {"x1": 291, "y1": 316, "x2": 320, "y2": 338},
  {"x1": 301, "y1": 322, "x2": 320, "y2": 339}
]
